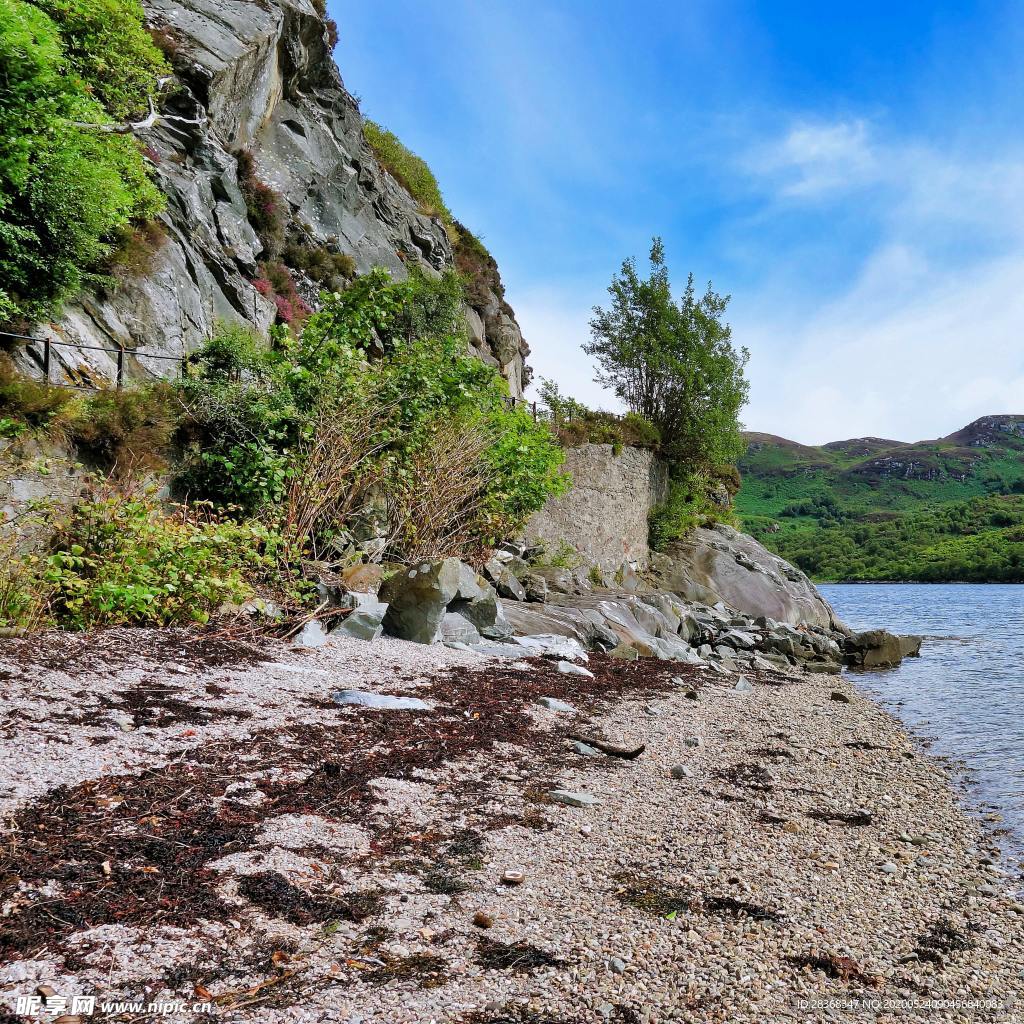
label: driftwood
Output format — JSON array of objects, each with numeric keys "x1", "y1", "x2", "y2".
[
  {"x1": 566, "y1": 732, "x2": 645, "y2": 760},
  {"x1": 70, "y1": 78, "x2": 206, "y2": 135}
]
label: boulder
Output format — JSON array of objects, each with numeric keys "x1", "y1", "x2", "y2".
[
  {"x1": 492, "y1": 568, "x2": 527, "y2": 602},
  {"x1": 380, "y1": 559, "x2": 463, "y2": 644},
  {"x1": 332, "y1": 598, "x2": 388, "y2": 641},
  {"x1": 529, "y1": 565, "x2": 576, "y2": 595},
  {"x1": 846, "y1": 629, "x2": 922, "y2": 669},
  {"x1": 522, "y1": 572, "x2": 549, "y2": 603},
  {"x1": 440, "y1": 612, "x2": 482, "y2": 646},
  {"x1": 294, "y1": 620, "x2": 328, "y2": 648},
  {"x1": 515, "y1": 633, "x2": 589, "y2": 661},
  {"x1": 655, "y1": 524, "x2": 839, "y2": 629}
]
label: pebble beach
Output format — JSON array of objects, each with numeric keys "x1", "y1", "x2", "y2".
[{"x1": 0, "y1": 629, "x2": 1021, "y2": 1023}]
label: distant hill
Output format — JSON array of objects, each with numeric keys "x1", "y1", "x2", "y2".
[{"x1": 735, "y1": 416, "x2": 1024, "y2": 582}]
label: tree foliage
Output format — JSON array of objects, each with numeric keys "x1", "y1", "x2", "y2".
[
  {"x1": 0, "y1": 0, "x2": 165, "y2": 322},
  {"x1": 586, "y1": 238, "x2": 749, "y2": 469},
  {"x1": 177, "y1": 270, "x2": 567, "y2": 560}
]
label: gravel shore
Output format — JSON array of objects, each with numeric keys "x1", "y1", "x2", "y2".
[{"x1": 0, "y1": 628, "x2": 1021, "y2": 1023}]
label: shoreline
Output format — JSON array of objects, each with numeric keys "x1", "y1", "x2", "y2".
[{"x1": 0, "y1": 630, "x2": 1022, "y2": 1022}]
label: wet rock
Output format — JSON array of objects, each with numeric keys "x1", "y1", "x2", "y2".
[
  {"x1": 830, "y1": 691, "x2": 852, "y2": 703},
  {"x1": 845, "y1": 628, "x2": 923, "y2": 669}
]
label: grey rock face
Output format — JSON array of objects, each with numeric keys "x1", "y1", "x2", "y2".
[{"x1": 28, "y1": 0, "x2": 527, "y2": 397}]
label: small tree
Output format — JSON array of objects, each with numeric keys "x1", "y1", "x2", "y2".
[{"x1": 585, "y1": 238, "x2": 749, "y2": 469}]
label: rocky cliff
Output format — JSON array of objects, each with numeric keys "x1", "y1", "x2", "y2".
[{"x1": 16, "y1": 0, "x2": 529, "y2": 395}]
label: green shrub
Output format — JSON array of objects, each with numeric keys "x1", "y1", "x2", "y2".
[
  {"x1": 38, "y1": 493, "x2": 284, "y2": 628},
  {"x1": 32, "y1": 0, "x2": 169, "y2": 121},
  {"x1": 0, "y1": 0, "x2": 166, "y2": 322},
  {"x1": 648, "y1": 470, "x2": 735, "y2": 550},
  {"x1": 537, "y1": 377, "x2": 660, "y2": 451},
  {"x1": 362, "y1": 120, "x2": 453, "y2": 228},
  {"x1": 177, "y1": 270, "x2": 567, "y2": 558},
  {"x1": 0, "y1": 353, "x2": 74, "y2": 425},
  {"x1": 55, "y1": 381, "x2": 179, "y2": 475}
]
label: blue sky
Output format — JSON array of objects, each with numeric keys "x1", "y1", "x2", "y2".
[{"x1": 329, "y1": 1, "x2": 1024, "y2": 444}]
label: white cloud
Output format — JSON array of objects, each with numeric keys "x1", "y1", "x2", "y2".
[
  {"x1": 738, "y1": 251, "x2": 1024, "y2": 444},
  {"x1": 748, "y1": 119, "x2": 879, "y2": 198},
  {"x1": 733, "y1": 117, "x2": 1024, "y2": 443}
]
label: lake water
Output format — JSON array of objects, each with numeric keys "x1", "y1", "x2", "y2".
[{"x1": 820, "y1": 583, "x2": 1024, "y2": 866}]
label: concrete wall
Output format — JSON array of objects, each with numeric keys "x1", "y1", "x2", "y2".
[{"x1": 524, "y1": 444, "x2": 668, "y2": 569}]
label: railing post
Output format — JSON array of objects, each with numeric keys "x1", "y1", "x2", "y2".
[
  {"x1": 42, "y1": 337, "x2": 50, "y2": 384},
  {"x1": 116, "y1": 346, "x2": 124, "y2": 389}
]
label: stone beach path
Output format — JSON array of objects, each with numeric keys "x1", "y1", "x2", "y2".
[{"x1": 0, "y1": 628, "x2": 1021, "y2": 1023}]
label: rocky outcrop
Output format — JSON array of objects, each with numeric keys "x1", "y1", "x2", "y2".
[
  {"x1": 651, "y1": 524, "x2": 839, "y2": 630},
  {"x1": 18, "y1": 0, "x2": 528, "y2": 396},
  {"x1": 524, "y1": 445, "x2": 668, "y2": 570}
]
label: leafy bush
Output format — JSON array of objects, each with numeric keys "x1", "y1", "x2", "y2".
[
  {"x1": 648, "y1": 469, "x2": 736, "y2": 551},
  {"x1": 38, "y1": 492, "x2": 285, "y2": 628},
  {"x1": 362, "y1": 120, "x2": 453, "y2": 228},
  {"x1": 177, "y1": 269, "x2": 567, "y2": 560},
  {"x1": 0, "y1": 0, "x2": 166, "y2": 322},
  {"x1": 537, "y1": 377, "x2": 661, "y2": 451},
  {"x1": 32, "y1": 0, "x2": 168, "y2": 121}
]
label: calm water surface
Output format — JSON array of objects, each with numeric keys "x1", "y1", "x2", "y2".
[{"x1": 820, "y1": 584, "x2": 1024, "y2": 857}]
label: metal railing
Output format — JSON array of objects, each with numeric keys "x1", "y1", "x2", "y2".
[{"x1": 0, "y1": 330, "x2": 186, "y2": 390}]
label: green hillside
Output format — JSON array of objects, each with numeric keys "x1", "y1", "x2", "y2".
[{"x1": 735, "y1": 415, "x2": 1024, "y2": 581}]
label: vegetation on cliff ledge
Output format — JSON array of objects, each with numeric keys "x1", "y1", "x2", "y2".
[{"x1": 0, "y1": 0, "x2": 166, "y2": 323}]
